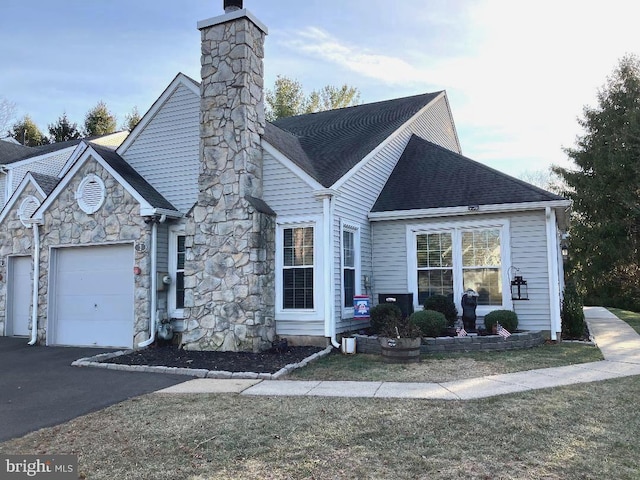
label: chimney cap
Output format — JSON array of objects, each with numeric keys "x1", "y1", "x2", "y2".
[{"x1": 224, "y1": 0, "x2": 243, "y2": 13}]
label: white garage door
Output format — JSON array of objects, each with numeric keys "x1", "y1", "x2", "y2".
[
  {"x1": 8, "y1": 256, "x2": 31, "y2": 336},
  {"x1": 52, "y1": 244, "x2": 134, "y2": 348}
]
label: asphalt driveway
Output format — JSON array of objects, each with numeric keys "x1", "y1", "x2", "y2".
[{"x1": 0, "y1": 337, "x2": 187, "y2": 442}]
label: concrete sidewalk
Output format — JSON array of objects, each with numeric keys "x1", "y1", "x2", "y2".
[{"x1": 156, "y1": 307, "x2": 640, "y2": 400}]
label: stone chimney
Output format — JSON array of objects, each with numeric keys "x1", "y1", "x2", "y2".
[{"x1": 182, "y1": 1, "x2": 276, "y2": 352}]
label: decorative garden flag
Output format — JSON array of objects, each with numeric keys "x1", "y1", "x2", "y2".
[{"x1": 497, "y1": 323, "x2": 511, "y2": 338}]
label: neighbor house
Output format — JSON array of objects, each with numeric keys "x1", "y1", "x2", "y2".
[{"x1": 0, "y1": 0, "x2": 570, "y2": 351}]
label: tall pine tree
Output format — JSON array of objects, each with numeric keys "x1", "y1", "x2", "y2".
[
  {"x1": 48, "y1": 113, "x2": 81, "y2": 143},
  {"x1": 84, "y1": 101, "x2": 117, "y2": 137},
  {"x1": 554, "y1": 54, "x2": 640, "y2": 308},
  {"x1": 9, "y1": 115, "x2": 49, "y2": 146}
]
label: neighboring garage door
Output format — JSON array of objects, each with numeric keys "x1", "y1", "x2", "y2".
[
  {"x1": 51, "y1": 244, "x2": 134, "y2": 348},
  {"x1": 7, "y1": 256, "x2": 31, "y2": 336}
]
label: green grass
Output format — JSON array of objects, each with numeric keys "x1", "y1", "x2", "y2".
[
  {"x1": 608, "y1": 307, "x2": 640, "y2": 335},
  {"x1": 288, "y1": 342, "x2": 603, "y2": 382},
  {"x1": 2, "y1": 376, "x2": 640, "y2": 479}
]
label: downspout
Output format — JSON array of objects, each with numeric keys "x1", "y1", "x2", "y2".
[
  {"x1": 545, "y1": 207, "x2": 561, "y2": 340},
  {"x1": 138, "y1": 214, "x2": 165, "y2": 347},
  {"x1": 320, "y1": 194, "x2": 340, "y2": 349},
  {"x1": 28, "y1": 222, "x2": 40, "y2": 345}
]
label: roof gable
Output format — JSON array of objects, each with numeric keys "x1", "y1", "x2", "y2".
[
  {"x1": 372, "y1": 135, "x2": 566, "y2": 213},
  {"x1": 264, "y1": 92, "x2": 442, "y2": 187},
  {"x1": 117, "y1": 73, "x2": 200, "y2": 156},
  {"x1": 33, "y1": 144, "x2": 179, "y2": 220},
  {"x1": 0, "y1": 171, "x2": 51, "y2": 224}
]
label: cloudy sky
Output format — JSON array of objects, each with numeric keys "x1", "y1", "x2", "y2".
[{"x1": 1, "y1": 0, "x2": 638, "y2": 177}]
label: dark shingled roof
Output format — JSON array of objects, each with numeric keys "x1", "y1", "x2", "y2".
[
  {"x1": 265, "y1": 92, "x2": 442, "y2": 187},
  {"x1": 90, "y1": 144, "x2": 179, "y2": 212},
  {"x1": 372, "y1": 135, "x2": 565, "y2": 212},
  {"x1": 0, "y1": 140, "x2": 36, "y2": 164},
  {"x1": 30, "y1": 173, "x2": 60, "y2": 196}
]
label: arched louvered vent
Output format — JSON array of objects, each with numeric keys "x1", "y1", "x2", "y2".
[
  {"x1": 76, "y1": 174, "x2": 106, "y2": 214},
  {"x1": 18, "y1": 195, "x2": 41, "y2": 227}
]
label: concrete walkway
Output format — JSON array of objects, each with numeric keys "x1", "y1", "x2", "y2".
[{"x1": 156, "y1": 307, "x2": 640, "y2": 400}]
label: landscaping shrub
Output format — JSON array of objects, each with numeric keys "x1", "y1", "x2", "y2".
[
  {"x1": 369, "y1": 303, "x2": 402, "y2": 335},
  {"x1": 408, "y1": 310, "x2": 446, "y2": 337},
  {"x1": 422, "y1": 294, "x2": 458, "y2": 327},
  {"x1": 483, "y1": 310, "x2": 518, "y2": 333},
  {"x1": 561, "y1": 283, "x2": 586, "y2": 339}
]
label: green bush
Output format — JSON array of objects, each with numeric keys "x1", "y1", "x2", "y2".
[
  {"x1": 423, "y1": 295, "x2": 458, "y2": 327},
  {"x1": 562, "y1": 283, "x2": 585, "y2": 339},
  {"x1": 409, "y1": 310, "x2": 446, "y2": 337},
  {"x1": 369, "y1": 303, "x2": 402, "y2": 335},
  {"x1": 483, "y1": 310, "x2": 518, "y2": 333}
]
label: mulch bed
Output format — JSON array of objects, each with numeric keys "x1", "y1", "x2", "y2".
[{"x1": 104, "y1": 343, "x2": 324, "y2": 374}]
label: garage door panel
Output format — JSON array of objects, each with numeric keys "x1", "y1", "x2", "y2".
[
  {"x1": 8, "y1": 256, "x2": 31, "y2": 336},
  {"x1": 52, "y1": 244, "x2": 135, "y2": 348}
]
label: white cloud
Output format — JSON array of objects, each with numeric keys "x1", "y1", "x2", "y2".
[{"x1": 279, "y1": 0, "x2": 640, "y2": 176}]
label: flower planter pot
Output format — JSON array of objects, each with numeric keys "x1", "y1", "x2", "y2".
[
  {"x1": 341, "y1": 337, "x2": 357, "y2": 354},
  {"x1": 378, "y1": 337, "x2": 421, "y2": 363}
]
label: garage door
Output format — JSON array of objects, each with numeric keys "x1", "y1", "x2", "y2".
[
  {"x1": 7, "y1": 256, "x2": 31, "y2": 336},
  {"x1": 51, "y1": 244, "x2": 134, "y2": 348}
]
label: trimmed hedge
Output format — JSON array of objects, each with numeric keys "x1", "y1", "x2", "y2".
[
  {"x1": 483, "y1": 310, "x2": 518, "y2": 333},
  {"x1": 409, "y1": 310, "x2": 447, "y2": 337},
  {"x1": 423, "y1": 295, "x2": 458, "y2": 327},
  {"x1": 562, "y1": 283, "x2": 585, "y2": 338},
  {"x1": 369, "y1": 303, "x2": 402, "y2": 335}
]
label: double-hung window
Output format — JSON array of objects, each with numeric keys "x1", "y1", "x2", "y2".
[
  {"x1": 410, "y1": 221, "x2": 510, "y2": 314},
  {"x1": 283, "y1": 226, "x2": 314, "y2": 309},
  {"x1": 343, "y1": 230, "x2": 356, "y2": 308},
  {"x1": 168, "y1": 229, "x2": 186, "y2": 318}
]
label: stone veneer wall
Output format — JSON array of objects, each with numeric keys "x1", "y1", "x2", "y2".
[
  {"x1": 0, "y1": 158, "x2": 152, "y2": 345},
  {"x1": 0, "y1": 183, "x2": 42, "y2": 337},
  {"x1": 182, "y1": 14, "x2": 276, "y2": 352}
]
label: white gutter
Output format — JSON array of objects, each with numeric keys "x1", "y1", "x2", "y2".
[
  {"x1": 28, "y1": 222, "x2": 41, "y2": 345},
  {"x1": 138, "y1": 216, "x2": 162, "y2": 347},
  {"x1": 317, "y1": 191, "x2": 340, "y2": 349},
  {"x1": 545, "y1": 207, "x2": 562, "y2": 340},
  {"x1": 368, "y1": 200, "x2": 572, "y2": 222}
]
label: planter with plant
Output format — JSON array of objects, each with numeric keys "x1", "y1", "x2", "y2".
[{"x1": 370, "y1": 303, "x2": 422, "y2": 363}]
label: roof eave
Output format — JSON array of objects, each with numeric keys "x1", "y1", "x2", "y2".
[{"x1": 368, "y1": 199, "x2": 572, "y2": 221}]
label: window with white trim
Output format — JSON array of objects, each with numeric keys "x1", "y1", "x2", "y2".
[
  {"x1": 410, "y1": 221, "x2": 510, "y2": 314},
  {"x1": 168, "y1": 230, "x2": 186, "y2": 318},
  {"x1": 343, "y1": 229, "x2": 356, "y2": 308},
  {"x1": 283, "y1": 226, "x2": 314, "y2": 309},
  {"x1": 461, "y1": 229, "x2": 502, "y2": 305}
]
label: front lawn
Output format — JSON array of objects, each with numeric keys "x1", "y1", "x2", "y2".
[
  {"x1": 288, "y1": 342, "x2": 603, "y2": 382},
  {"x1": 2, "y1": 376, "x2": 640, "y2": 479},
  {"x1": 608, "y1": 307, "x2": 640, "y2": 335}
]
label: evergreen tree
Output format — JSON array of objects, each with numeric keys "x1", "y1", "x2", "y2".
[
  {"x1": 84, "y1": 101, "x2": 117, "y2": 136},
  {"x1": 8, "y1": 115, "x2": 50, "y2": 146},
  {"x1": 554, "y1": 54, "x2": 640, "y2": 308},
  {"x1": 123, "y1": 106, "x2": 141, "y2": 131},
  {"x1": 48, "y1": 112, "x2": 81, "y2": 143},
  {"x1": 265, "y1": 75, "x2": 360, "y2": 121}
]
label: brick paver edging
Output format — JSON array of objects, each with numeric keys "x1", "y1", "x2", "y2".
[
  {"x1": 354, "y1": 331, "x2": 545, "y2": 355},
  {"x1": 72, "y1": 345, "x2": 334, "y2": 379}
]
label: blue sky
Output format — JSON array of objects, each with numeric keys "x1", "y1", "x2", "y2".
[{"x1": 1, "y1": 0, "x2": 639, "y2": 177}]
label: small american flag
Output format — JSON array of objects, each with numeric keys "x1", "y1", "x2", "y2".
[
  {"x1": 457, "y1": 327, "x2": 467, "y2": 337},
  {"x1": 497, "y1": 323, "x2": 511, "y2": 339}
]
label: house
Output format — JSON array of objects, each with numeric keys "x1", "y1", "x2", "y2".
[
  {"x1": 0, "y1": 0, "x2": 570, "y2": 351},
  {"x1": 0, "y1": 131, "x2": 129, "y2": 208}
]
